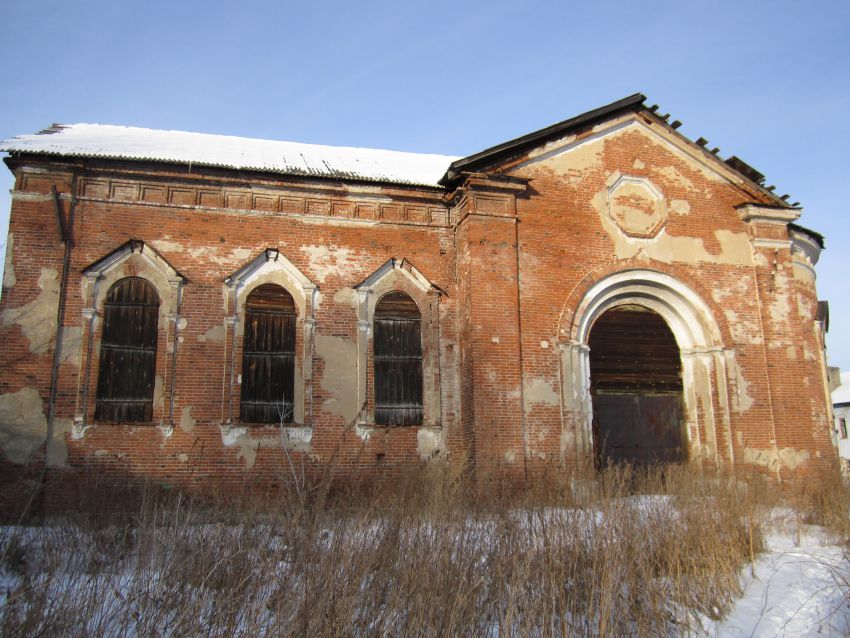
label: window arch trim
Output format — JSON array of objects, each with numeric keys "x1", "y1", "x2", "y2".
[
  {"x1": 75, "y1": 240, "x2": 186, "y2": 437},
  {"x1": 354, "y1": 258, "x2": 442, "y2": 430},
  {"x1": 224, "y1": 249, "x2": 317, "y2": 427}
]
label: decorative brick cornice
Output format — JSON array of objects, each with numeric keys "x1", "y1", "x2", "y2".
[
  {"x1": 450, "y1": 172, "x2": 529, "y2": 223},
  {"x1": 9, "y1": 158, "x2": 451, "y2": 228},
  {"x1": 736, "y1": 203, "x2": 800, "y2": 224}
]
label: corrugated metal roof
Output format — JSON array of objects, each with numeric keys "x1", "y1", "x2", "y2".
[{"x1": 0, "y1": 123, "x2": 459, "y2": 188}]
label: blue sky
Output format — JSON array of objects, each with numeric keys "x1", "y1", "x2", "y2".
[{"x1": 1, "y1": 0, "x2": 849, "y2": 369}]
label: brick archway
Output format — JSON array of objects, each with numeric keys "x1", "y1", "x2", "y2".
[{"x1": 558, "y1": 269, "x2": 735, "y2": 469}]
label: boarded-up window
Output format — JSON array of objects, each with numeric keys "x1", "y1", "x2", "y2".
[
  {"x1": 374, "y1": 292, "x2": 423, "y2": 425},
  {"x1": 240, "y1": 283, "x2": 296, "y2": 423},
  {"x1": 95, "y1": 277, "x2": 159, "y2": 422}
]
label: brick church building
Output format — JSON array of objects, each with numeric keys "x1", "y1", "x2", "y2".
[{"x1": 0, "y1": 94, "x2": 837, "y2": 497}]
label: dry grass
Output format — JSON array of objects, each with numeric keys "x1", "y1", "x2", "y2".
[{"x1": 0, "y1": 461, "x2": 824, "y2": 637}]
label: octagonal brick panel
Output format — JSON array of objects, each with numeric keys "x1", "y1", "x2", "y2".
[{"x1": 607, "y1": 175, "x2": 668, "y2": 238}]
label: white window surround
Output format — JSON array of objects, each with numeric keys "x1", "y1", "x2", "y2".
[
  {"x1": 353, "y1": 258, "x2": 443, "y2": 429},
  {"x1": 223, "y1": 249, "x2": 318, "y2": 427},
  {"x1": 74, "y1": 240, "x2": 187, "y2": 438}
]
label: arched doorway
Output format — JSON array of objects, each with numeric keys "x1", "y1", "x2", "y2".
[{"x1": 588, "y1": 304, "x2": 685, "y2": 467}]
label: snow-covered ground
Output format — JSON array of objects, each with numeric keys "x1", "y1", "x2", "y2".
[
  {"x1": 1, "y1": 508, "x2": 847, "y2": 636},
  {"x1": 708, "y1": 519, "x2": 850, "y2": 637}
]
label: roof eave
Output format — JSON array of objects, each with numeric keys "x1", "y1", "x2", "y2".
[
  {"x1": 439, "y1": 93, "x2": 647, "y2": 186},
  {"x1": 788, "y1": 222, "x2": 826, "y2": 249},
  {"x1": 3, "y1": 150, "x2": 448, "y2": 191}
]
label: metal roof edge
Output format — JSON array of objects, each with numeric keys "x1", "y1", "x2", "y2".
[
  {"x1": 3, "y1": 149, "x2": 450, "y2": 191},
  {"x1": 439, "y1": 93, "x2": 647, "y2": 186},
  {"x1": 788, "y1": 222, "x2": 826, "y2": 249}
]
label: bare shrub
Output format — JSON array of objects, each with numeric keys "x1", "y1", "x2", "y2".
[{"x1": 0, "y1": 462, "x2": 791, "y2": 637}]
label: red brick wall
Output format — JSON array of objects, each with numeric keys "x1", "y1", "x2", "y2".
[{"x1": 0, "y1": 111, "x2": 839, "y2": 509}]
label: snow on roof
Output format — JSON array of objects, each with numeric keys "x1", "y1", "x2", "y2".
[
  {"x1": 833, "y1": 371, "x2": 850, "y2": 405},
  {"x1": 0, "y1": 124, "x2": 460, "y2": 188}
]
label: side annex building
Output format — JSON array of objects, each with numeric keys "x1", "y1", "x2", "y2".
[{"x1": 0, "y1": 94, "x2": 838, "y2": 500}]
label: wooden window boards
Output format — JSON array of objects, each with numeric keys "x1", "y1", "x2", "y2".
[
  {"x1": 240, "y1": 283, "x2": 296, "y2": 424},
  {"x1": 95, "y1": 277, "x2": 160, "y2": 422},
  {"x1": 374, "y1": 292, "x2": 423, "y2": 426}
]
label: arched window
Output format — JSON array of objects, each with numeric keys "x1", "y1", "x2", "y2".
[
  {"x1": 374, "y1": 292, "x2": 423, "y2": 425},
  {"x1": 241, "y1": 283, "x2": 296, "y2": 423},
  {"x1": 95, "y1": 277, "x2": 160, "y2": 422}
]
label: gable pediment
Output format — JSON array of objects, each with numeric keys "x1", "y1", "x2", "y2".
[
  {"x1": 444, "y1": 96, "x2": 787, "y2": 208},
  {"x1": 506, "y1": 114, "x2": 757, "y2": 193}
]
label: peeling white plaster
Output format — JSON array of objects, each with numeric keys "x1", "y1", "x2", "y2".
[
  {"x1": 416, "y1": 426, "x2": 444, "y2": 459},
  {"x1": 59, "y1": 327, "x2": 82, "y2": 366},
  {"x1": 179, "y1": 406, "x2": 196, "y2": 433},
  {"x1": 768, "y1": 272, "x2": 792, "y2": 331},
  {"x1": 743, "y1": 446, "x2": 810, "y2": 472},
  {"x1": 725, "y1": 309, "x2": 764, "y2": 346},
  {"x1": 48, "y1": 418, "x2": 72, "y2": 468},
  {"x1": 188, "y1": 246, "x2": 232, "y2": 266},
  {"x1": 158, "y1": 423, "x2": 174, "y2": 438},
  {"x1": 529, "y1": 133, "x2": 577, "y2": 159},
  {"x1": 301, "y1": 245, "x2": 359, "y2": 283},
  {"x1": 654, "y1": 165, "x2": 697, "y2": 191},
  {"x1": 588, "y1": 183, "x2": 753, "y2": 266},
  {"x1": 186, "y1": 245, "x2": 254, "y2": 267},
  {"x1": 524, "y1": 378, "x2": 560, "y2": 406},
  {"x1": 150, "y1": 239, "x2": 185, "y2": 253},
  {"x1": 219, "y1": 424, "x2": 246, "y2": 446},
  {"x1": 670, "y1": 199, "x2": 691, "y2": 215},
  {"x1": 1, "y1": 267, "x2": 59, "y2": 354},
  {"x1": 333, "y1": 287, "x2": 359, "y2": 308},
  {"x1": 236, "y1": 435, "x2": 280, "y2": 470},
  {"x1": 198, "y1": 324, "x2": 225, "y2": 343},
  {"x1": 315, "y1": 335, "x2": 359, "y2": 422},
  {"x1": 153, "y1": 375, "x2": 164, "y2": 411},
  {"x1": 506, "y1": 387, "x2": 522, "y2": 400},
  {"x1": 526, "y1": 134, "x2": 608, "y2": 184},
  {"x1": 295, "y1": 216, "x2": 379, "y2": 228},
  {"x1": 735, "y1": 364, "x2": 755, "y2": 412},
  {"x1": 281, "y1": 426, "x2": 313, "y2": 452},
  {"x1": 218, "y1": 424, "x2": 310, "y2": 469},
  {"x1": 3, "y1": 233, "x2": 15, "y2": 288},
  {"x1": 0, "y1": 388, "x2": 45, "y2": 463}
]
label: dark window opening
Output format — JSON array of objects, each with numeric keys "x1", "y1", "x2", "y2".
[
  {"x1": 374, "y1": 292, "x2": 423, "y2": 425},
  {"x1": 241, "y1": 283, "x2": 296, "y2": 424},
  {"x1": 589, "y1": 305, "x2": 685, "y2": 467},
  {"x1": 95, "y1": 277, "x2": 160, "y2": 422}
]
